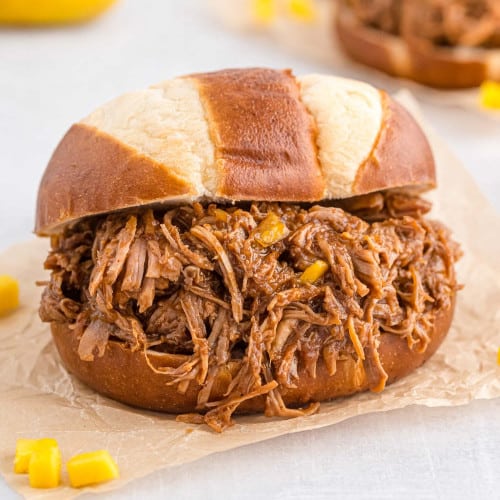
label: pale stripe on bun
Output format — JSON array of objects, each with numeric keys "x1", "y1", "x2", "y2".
[
  {"x1": 298, "y1": 74, "x2": 383, "y2": 198},
  {"x1": 82, "y1": 78, "x2": 215, "y2": 197}
]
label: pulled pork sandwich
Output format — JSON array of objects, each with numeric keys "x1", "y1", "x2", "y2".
[
  {"x1": 337, "y1": 0, "x2": 500, "y2": 88},
  {"x1": 36, "y1": 68, "x2": 461, "y2": 432}
]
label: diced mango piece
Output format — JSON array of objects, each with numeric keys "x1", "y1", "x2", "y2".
[
  {"x1": 29, "y1": 447, "x2": 61, "y2": 489},
  {"x1": 252, "y1": 0, "x2": 276, "y2": 24},
  {"x1": 67, "y1": 450, "x2": 119, "y2": 488},
  {"x1": 254, "y1": 212, "x2": 289, "y2": 247},
  {"x1": 0, "y1": 275, "x2": 19, "y2": 317},
  {"x1": 14, "y1": 438, "x2": 58, "y2": 474},
  {"x1": 14, "y1": 439, "x2": 37, "y2": 474},
  {"x1": 288, "y1": 0, "x2": 316, "y2": 21},
  {"x1": 497, "y1": 347, "x2": 500, "y2": 366},
  {"x1": 479, "y1": 80, "x2": 500, "y2": 110},
  {"x1": 300, "y1": 260, "x2": 329, "y2": 284},
  {"x1": 214, "y1": 208, "x2": 229, "y2": 223}
]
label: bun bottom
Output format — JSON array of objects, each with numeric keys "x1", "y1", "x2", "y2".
[
  {"x1": 50, "y1": 295, "x2": 455, "y2": 415},
  {"x1": 336, "y1": 5, "x2": 500, "y2": 89}
]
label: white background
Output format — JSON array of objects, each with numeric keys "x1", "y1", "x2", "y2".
[{"x1": 1, "y1": 1, "x2": 499, "y2": 498}]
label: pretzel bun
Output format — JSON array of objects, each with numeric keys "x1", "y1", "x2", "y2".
[
  {"x1": 35, "y1": 68, "x2": 435, "y2": 235},
  {"x1": 36, "y1": 68, "x2": 457, "y2": 425},
  {"x1": 336, "y1": 3, "x2": 500, "y2": 89}
]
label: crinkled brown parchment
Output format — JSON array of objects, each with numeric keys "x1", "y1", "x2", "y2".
[{"x1": 0, "y1": 95, "x2": 499, "y2": 499}]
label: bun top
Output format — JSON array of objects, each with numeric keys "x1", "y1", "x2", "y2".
[{"x1": 35, "y1": 68, "x2": 435, "y2": 235}]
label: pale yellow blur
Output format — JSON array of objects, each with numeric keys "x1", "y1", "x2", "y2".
[
  {"x1": 480, "y1": 80, "x2": 500, "y2": 110},
  {"x1": 0, "y1": 0, "x2": 117, "y2": 25}
]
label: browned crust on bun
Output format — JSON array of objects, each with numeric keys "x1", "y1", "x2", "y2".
[
  {"x1": 354, "y1": 94, "x2": 435, "y2": 193},
  {"x1": 36, "y1": 123, "x2": 193, "y2": 235},
  {"x1": 191, "y1": 68, "x2": 325, "y2": 201},
  {"x1": 35, "y1": 69, "x2": 437, "y2": 236},
  {"x1": 336, "y1": 4, "x2": 496, "y2": 89},
  {"x1": 50, "y1": 294, "x2": 455, "y2": 415}
]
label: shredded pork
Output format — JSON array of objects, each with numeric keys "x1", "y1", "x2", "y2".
[
  {"x1": 40, "y1": 191, "x2": 460, "y2": 431},
  {"x1": 348, "y1": 0, "x2": 500, "y2": 48}
]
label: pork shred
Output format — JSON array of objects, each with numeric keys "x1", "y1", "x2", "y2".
[
  {"x1": 39, "y1": 191, "x2": 460, "y2": 432},
  {"x1": 348, "y1": 0, "x2": 500, "y2": 48}
]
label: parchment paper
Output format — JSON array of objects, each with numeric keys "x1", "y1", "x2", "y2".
[
  {"x1": 0, "y1": 95, "x2": 499, "y2": 498},
  {"x1": 208, "y1": 0, "x2": 500, "y2": 120}
]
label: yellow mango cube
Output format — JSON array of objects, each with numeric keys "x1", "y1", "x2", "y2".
[
  {"x1": 497, "y1": 347, "x2": 500, "y2": 366},
  {"x1": 214, "y1": 208, "x2": 229, "y2": 222},
  {"x1": 29, "y1": 447, "x2": 61, "y2": 489},
  {"x1": 0, "y1": 275, "x2": 19, "y2": 317},
  {"x1": 14, "y1": 438, "x2": 58, "y2": 474},
  {"x1": 300, "y1": 260, "x2": 329, "y2": 284},
  {"x1": 254, "y1": 212, "x2": 289, "y2": 247},
  {"x1": 14, "y1": 439, "x2": 37, "y2": 474},
  {"x1": 479, "y1": 80, "x2": 500, "y2": 110},
  {"x1": 67, "y1": 450, "x2": 119, "y2": 488}
]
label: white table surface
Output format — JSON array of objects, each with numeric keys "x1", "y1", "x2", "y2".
[{"x1": 1, "y1": 1, "x2": 499, "y2": 498}]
